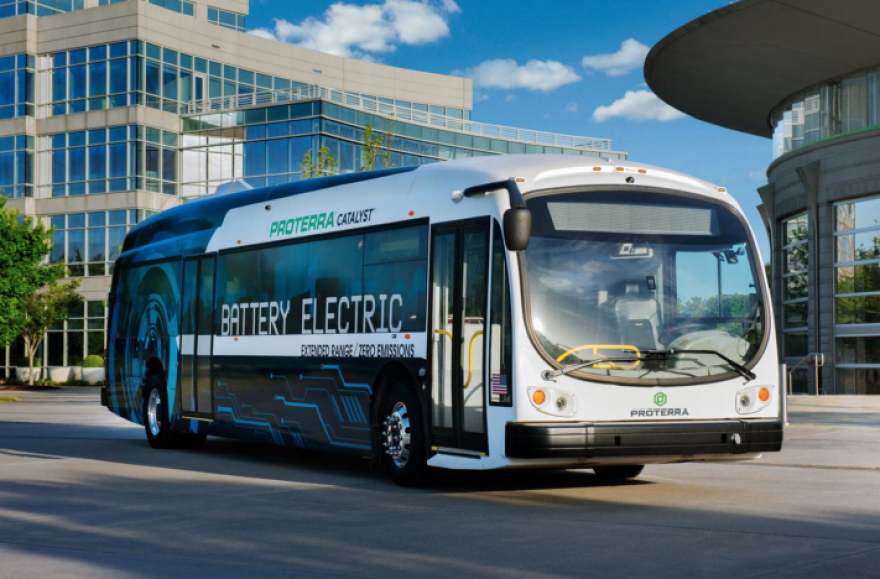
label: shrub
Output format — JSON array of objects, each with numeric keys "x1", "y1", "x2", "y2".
[{"x1": 83, "y1": 355, "x2": 104, "y2": 368}]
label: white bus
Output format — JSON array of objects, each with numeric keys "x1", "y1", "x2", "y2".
[{"x1": 103, "y1": 155, "x2": 783, "y2": 485}]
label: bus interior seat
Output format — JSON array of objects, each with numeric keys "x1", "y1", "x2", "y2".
[{"x1": 612, "y1": 282, "x2": 661, "y2": 351}]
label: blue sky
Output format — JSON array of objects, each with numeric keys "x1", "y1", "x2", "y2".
[{"x1": 247, "y1": 0, "x2": 772, "y2": 258}]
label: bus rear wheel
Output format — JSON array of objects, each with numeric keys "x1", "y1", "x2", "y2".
[
  {"x1": 592, "y1": 465, "x2": 644, "y2": 480},
  {"x1": 143, "y1": 376, "x2": 206, "y2": 450},
  {"x1": 380, "y1": 381, "x2": 427, "y2": 486}
]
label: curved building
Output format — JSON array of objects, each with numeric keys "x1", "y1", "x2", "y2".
[{"x1": 647, "y1": 0, "x2": 880, "y2": 394}]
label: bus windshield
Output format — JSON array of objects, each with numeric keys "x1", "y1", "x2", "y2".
[{"x1": 523, "y1": 189, "x2": 766, "y2": 382}]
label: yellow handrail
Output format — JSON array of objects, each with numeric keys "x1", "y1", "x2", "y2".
[
  {"x1": 433, "y1": 328, "x2": 485, "y2": 388},
  {"x1": 463, "y1": 330, "x2": 484, "y2": 389},
  {"x1": 556, "y1": 344, "x2": 641, "y2": 370}
]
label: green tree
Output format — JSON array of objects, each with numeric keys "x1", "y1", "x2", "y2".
[
  {"x1": 0, "y1": 197, "x2": 62, "y2": 348},
  {"x1": 300, "y1": 145, "x2": 338, "y2": 179},
  {"x1": 359, "y1": 117, "x2": 396, "y2": 172},
  {"x1": 360, "y1": 124, "x2": 383, "y2": 172},
  {"x1": 20, "y1": 279, "x2": 83, "y2": 385}
]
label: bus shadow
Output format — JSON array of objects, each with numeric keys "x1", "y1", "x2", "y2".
[{"x1": 0, "y1": 421, "x2": 652, "y2": 494}]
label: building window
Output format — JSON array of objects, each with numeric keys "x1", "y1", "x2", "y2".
[
  {"x1": 0, "y1": 53, "x2": 35, "y2": 119},
  {"x1": 781, "y1": 213, "x2": 809, "y2": 361},
  {"x1": 835, "y1": 335, "x2": 880, "y2": 394},
  {"x1": 0, "y1": 0, "x2": 84, "y2": 19},
  {"x1": 44, "y1": 299, "x2": 107, "y2": 368},
  {"x1": 208, "y1": 6, "x2": 245, "y2": 32},
  {"x1": 180, "y1": 101, "x2": 609, "y2": 200},
  {"x1": 834, "y1": 197, "x2": 880, "y2": 324},
  {"x1": 42, "y1": 124, "x2": 178, "y2": 198},
  {"x1": 45, "y1": 209, "x2": 144, "y2": 279},
  {"x1": 51, "y1": 41, "x2": 136, "y2": 115},
  {"x1": 772, "y1": 67, "x2": 880, "y2": 159},
  {"x1": 0, "y1": 135, "x2": 34, "y2": 199},
  {"x1": 144, "y1": 0, "x2": 194, "y2": 16}
]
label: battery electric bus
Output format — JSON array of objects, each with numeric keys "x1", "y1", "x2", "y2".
[{"x1": 103, "y1": 155, "x2": 783, "y2": 485}]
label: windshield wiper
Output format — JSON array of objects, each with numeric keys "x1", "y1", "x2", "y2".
[
  {"x1": 641, "y1": 349, "x2": 756, "y2": 382},
  {"x1": 542, "y1": 357, "x2": 639, "y2": 381},
  {"x1": 541, "y1": 349, "x2": 756, "y2": 382}
]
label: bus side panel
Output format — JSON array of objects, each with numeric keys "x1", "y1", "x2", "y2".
[
  {"x1": 107, "y1": 261, "x2": 183, "y2": 425},
  {"x1": 205, "y1": 356, "x2": 424, "y2": 453}
]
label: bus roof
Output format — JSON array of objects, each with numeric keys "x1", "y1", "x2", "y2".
[{"x1": 118, "y1": 155, "x2": 732, "y2": 265}]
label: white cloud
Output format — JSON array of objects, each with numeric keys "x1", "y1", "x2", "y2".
[
  {"x1": 504, "y1": 94, "x2": 516, "y2": 102},
  {"x1": 456, "y1": 59, "x2": 581, "y2": 92},
  {"x1": 474, "y1": 91, "x2": 489, "y2": 102},
  {"x1": 749, "y1": 170, "x2": 767, "y2": 182},
  {"x1": 593, "y1": 90, "x2": 687, "y2": 123},
  {"x1": 582, "y1": 38, "x2": 650, "y2": 77},
  {"x1": 566, "y1": 102, "x2": 579, "y2": 113},
  {"x1": 248, "y1": 0, "x2": 459, "y2": 59}
]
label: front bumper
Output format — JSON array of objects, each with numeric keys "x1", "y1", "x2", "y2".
[{"x1": 505, "y1": 420, "x2": 783, "y2": 459}]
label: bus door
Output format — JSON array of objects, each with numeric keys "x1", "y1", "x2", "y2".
[
  {"x1": 430, "y1": 220, "x2": 489, "y2": 455},
  {"x1": 180, "y1": 255, "x2": 216, "y2": 419}
]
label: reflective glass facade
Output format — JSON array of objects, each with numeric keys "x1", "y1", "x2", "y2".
[
  {"x1": 42, "y1": 125, "x2": 178, "y2": 197},
  {"x1": 208, "y1": 6, "x2": 244, "y2": 31},
  {"x1": 781, "y1": 213, "x2": 809, "y2": 392},
  {"x1": 41, "y1": 299, "x2": 106, "y2": 368},
  {"x1": 830, "y1": 196, "x2": 880, "y2": 394},
  {"x1": 44, "y1": 209, "x2": 150, "y2": 278},
  {"x1": 835, "y1": 196, "x2": 880, "y2": 325},
  {"x1": 0, "y1": 135, "x2": 34, "y2": 199},
  {"x1": 0, "y1": 53, "x2": 35, "y2": 119},
  {"x1": 181, "y1": 101, "x2": 618, "y2": 199},
  {"x1": 50, "y1": 41, "x2": 138, "y2": 115},
  {"x1": 0, "y1": 0, "x2": 83, "y2": 19},
  {"x1": 772, "y1": 67, "x2": 880, "y2": 159}
]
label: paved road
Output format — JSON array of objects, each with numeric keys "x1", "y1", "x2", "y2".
[{"x1": 1, "y1": 388, "x2": 879, "y2": 579}]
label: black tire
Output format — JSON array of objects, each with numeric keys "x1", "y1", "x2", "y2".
[
  {"x1": 379, "y1": 381, "x2": 428, "y2": 486},
  {"x1": 143, "y1": 375, "x2": 207, "y2": 450},
  {"x1": 143, "y1": 375, "x2": 177, "y2": 449},
  {"x1": 592, "y1": 465, "x2": 645, "y2": 480}
]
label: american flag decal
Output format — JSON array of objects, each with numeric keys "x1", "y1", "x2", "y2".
[{"x1": 491, "y1": 373, "x2": 508, "y2": 396}]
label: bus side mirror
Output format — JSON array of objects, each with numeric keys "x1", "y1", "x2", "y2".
[
  {"x1": 504, "y1": 207, "x2": 531, "y2": 251},
  {"x1": 462, "y1": 178, "x2": 531, "y2": 251}
]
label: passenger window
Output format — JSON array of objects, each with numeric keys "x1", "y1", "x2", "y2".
[
  {"x1": 364, "y1": 225, "x2": 429, "y2": 333},
  {"x1": 365, "y1": 225, "x2": 428, "y2": 265},
  {"x1": 308, "y1": 235, "x2": 364, "y2": 334}
]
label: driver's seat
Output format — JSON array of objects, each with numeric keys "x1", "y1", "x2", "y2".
[{"x1": 613, "y1": 282, "x2": 661, "y2": 351}]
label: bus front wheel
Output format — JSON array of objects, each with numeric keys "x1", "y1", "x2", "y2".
[
  {"x1": 592, "y1": 465, "x2": 644, "y2": 480},
  {"x1": 143, "y1": 376, "x2": 206, "y2": 450},
  {"x1": 380, "y1": 381, "x2": 428, "y2": 486}
]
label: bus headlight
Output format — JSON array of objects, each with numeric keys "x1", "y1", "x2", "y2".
[
  {"x1": 736, "y1": 385, "x2": 773, "y2": 415},
  {"x1": 527, "y1": 387, "x2": 577, "y2": 418}
]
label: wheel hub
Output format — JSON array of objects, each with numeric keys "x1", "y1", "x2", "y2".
[
  {"x1": 383, "y1": 402, "x2": 411, "y2": 468},
  {"x1": 147, "y1": 389, "x2": 162, "y2": 437}
]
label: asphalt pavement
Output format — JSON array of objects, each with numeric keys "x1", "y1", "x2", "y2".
[{"x1": 1, "y1": 387, "x2": 879, "y2": 579}]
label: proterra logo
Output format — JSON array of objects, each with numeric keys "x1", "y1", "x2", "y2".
[{"x1": 631, "y1": 390, "x2": 689, "y2": 417}]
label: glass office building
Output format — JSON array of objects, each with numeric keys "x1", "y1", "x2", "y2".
[
  {"x1": 647, "y1": 0, "x2": 880, "y2": 394},
  {"x1": 0, "y1": 0, "x2": 624, "y2": 376}
]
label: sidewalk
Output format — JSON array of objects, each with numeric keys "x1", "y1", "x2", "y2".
[{"x1": 787, "y1": 395, "x2": 880, "y2": 427}]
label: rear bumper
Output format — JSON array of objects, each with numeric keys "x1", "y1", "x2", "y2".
[{"x1": 505, "y1": 419, "x2": 783, "y2": 460}]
